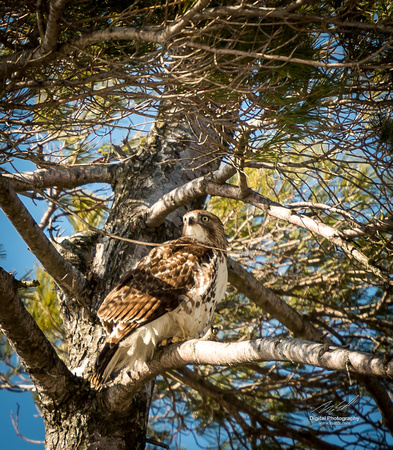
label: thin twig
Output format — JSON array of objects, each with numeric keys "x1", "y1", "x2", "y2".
[{"x1": 11, "y1": 404, "x2": 45, "y2": 445}]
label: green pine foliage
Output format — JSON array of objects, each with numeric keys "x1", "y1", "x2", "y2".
[{"x1": 23, "y1": 266, "x2": 67, "y2": 357}]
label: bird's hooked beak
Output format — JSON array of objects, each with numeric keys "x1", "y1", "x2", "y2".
[
  {"x1": 186, "y1": 215, "x2": 196, "y2": 226},
  {"x1": 187, "y1": 217, "x2": 196, "y2": 225}
]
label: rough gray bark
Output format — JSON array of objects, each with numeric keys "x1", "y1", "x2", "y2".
[
  {"x1": 0, "y1": 177, "x2": 87, "y2": 300},
  {"x1": 3, "y1": 163, "x2": 117, "y2": 193},
  {"x1": 39, "y1": 112, "x2": 220, "y2": 449},
  {"x1": 0, "y1": 268, "x2": 77, "y2": 403}
]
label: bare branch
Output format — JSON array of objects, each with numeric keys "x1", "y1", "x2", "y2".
[
  {"x1": 0, "y1": 268, "x2": 77, "y2": 403},
  {"x1": 194, "y1": 4, "x2": 393, "y2": 35},
  {"x1": 163, "y1": 0, "x2": 211, "y2": 39},
  {"x1": 227, "y1": 258, "x2": 324, "y2": 341},
  {"x1": 0, "y1": 0, "x2": 211, "y2": 79},
  {"x1": 41, "y1": 0, "x2": 69, "y2": 53},
  {"x1": 2, "y1": 2, "x2": 393, "y2": 80},
  {"x1": 206, "y1": 183, "x2": 392, "y2": 283},
  {"x1": 0, "y1": 177, "x2": 88, "y2": 304},
  {"x1": 3, "y1": 163, "x2": 117, "y2": 193},
  {"x1": 11, "y1": 404, "x2": 45, "y2": 445},
  {"x1": 228, "y1": 258, "x2": 393, "y2": 427},
  {"x1": 145, "y1": 162, "x2": 236, "y2": 227},
  {"x1": 176, "y1": 366, "x2": 343, "y2": 450},
  {"x1": 147, "y1": 176, "x2": 389, "y2": 282},
  {"x1": 101, "y1": 337, "x2": 393, "y2": 414},
  {"x1": 184, "y1": 38, "x2": 393, "y2": 70}
]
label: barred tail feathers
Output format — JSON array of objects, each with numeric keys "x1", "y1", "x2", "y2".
[
  {"x1": 90, "y1": 317, "x2": 174, "y2": 387},
  {"x1": 90, "y1": 341, "x2": 121, "y2": 388}
]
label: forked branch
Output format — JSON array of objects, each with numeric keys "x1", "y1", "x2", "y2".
[{"x1": 146, "y1": 177, "x2": 391, "y2": 283}]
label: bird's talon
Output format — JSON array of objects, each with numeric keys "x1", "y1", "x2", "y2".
[
  {"x1": 157, "y1": 339, "x2": 168, "y2": 350},
  {"x1": 157, "y1": 336, "x2": 187, "y2": 350}
]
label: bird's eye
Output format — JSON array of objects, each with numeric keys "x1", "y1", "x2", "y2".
[{"x1": 201, "y1": 216, "x2": 209, "y2": 222}]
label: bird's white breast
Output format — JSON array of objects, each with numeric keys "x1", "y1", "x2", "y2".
[{"x1": 172, "y1": 252, "x2": 227, "y2": 338}]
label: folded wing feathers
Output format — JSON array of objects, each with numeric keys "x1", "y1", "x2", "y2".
[{"x1": 91, "y1": 236, "x2": 220, "y2": 386}]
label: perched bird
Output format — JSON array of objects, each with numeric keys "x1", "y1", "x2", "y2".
[{"x1": 91, "y1": 210, "x2": 228, "y2": 386}]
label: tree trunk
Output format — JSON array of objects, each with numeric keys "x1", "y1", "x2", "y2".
[
  {"x1": 44, "y1": 383, "x2": 153, "y2": 449},
  {"x1": 40, "y1": 112, "x2": 220, "y2": 448}
]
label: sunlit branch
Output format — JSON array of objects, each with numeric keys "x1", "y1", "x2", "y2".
[
  {"x1": 146, "y1": 176, "x2": 390, "y2": 283},
  {"x1": 206, "y1": 183, "x2": 392, "y2": 284},
  {"x1": 101, "y1": 337, "x2": 393, "y2": 415},
  {"x1": 162, "y1": 0, "x2": 211, "y2": 39},
  {"x1": 0, "y1": 0, "x2": 209, "y2": 78},
  {"x1": 3, "y1": 163, "x2": 117, "y2": 193},
  {"x1": 145, "y1": 162, "x2": 236, "y2": 227}
]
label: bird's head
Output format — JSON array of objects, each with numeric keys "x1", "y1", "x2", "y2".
[{"x1": 182, "y1": 210, "x2": 227, "y2": 250}]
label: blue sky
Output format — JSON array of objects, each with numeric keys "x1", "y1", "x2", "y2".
[
  {"x1": 1, "y1": 157, "x2": 44, "y2": 447},
  {"x1": 0, "y1": 390, "x2": 44, "y2": 448},
  {"x1": 0, "y1": 206, "x2": 44, "y2": 448}
]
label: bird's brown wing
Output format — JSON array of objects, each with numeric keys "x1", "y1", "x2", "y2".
[{"x1": 97, "y1": 237, "x2": 213, "y2": 344}]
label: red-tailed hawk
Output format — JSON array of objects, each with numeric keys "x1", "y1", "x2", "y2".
[{"x1": 91, "y1": 210, "x2": 227, "y2": 386}]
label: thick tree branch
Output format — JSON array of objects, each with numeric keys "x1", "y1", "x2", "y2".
[
  {"x1": 209, "y1": 183, "x2": 391, "y2": 282},
  {"x1": 3, "y1": 163, "x2": 117, "y2": 193},
  {"x1": 0, "y1": 268, "x2": 77, "y2": 404},
  {"x1": 147, "y1": 176, "x2": 389, "y2": 282},
  {"x1": 101, "y1": 337, "x2": 392, "y2": 415},
  {"x1": 69, "y1": 0, "x2": 211, "y2": 51},
  {"x1": 145, "y1": 162, "x2": 236, "y2": 227},
  {"x1": 41, "y1": 0, "x2": 69, "y2": 53},
  {"x1": 0, "y1": 177, "x2": 88, "y2": 304},
  {"x1": 228, "y1": 258, "x2": 324, "y2": 341},
  {"x1": 0, "y1": 25, "x2": 162, "y2": 79}
]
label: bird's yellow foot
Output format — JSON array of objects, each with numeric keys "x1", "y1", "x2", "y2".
[{"x1": 157, "y1": 336, "x2": 188, "y2": 350}]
